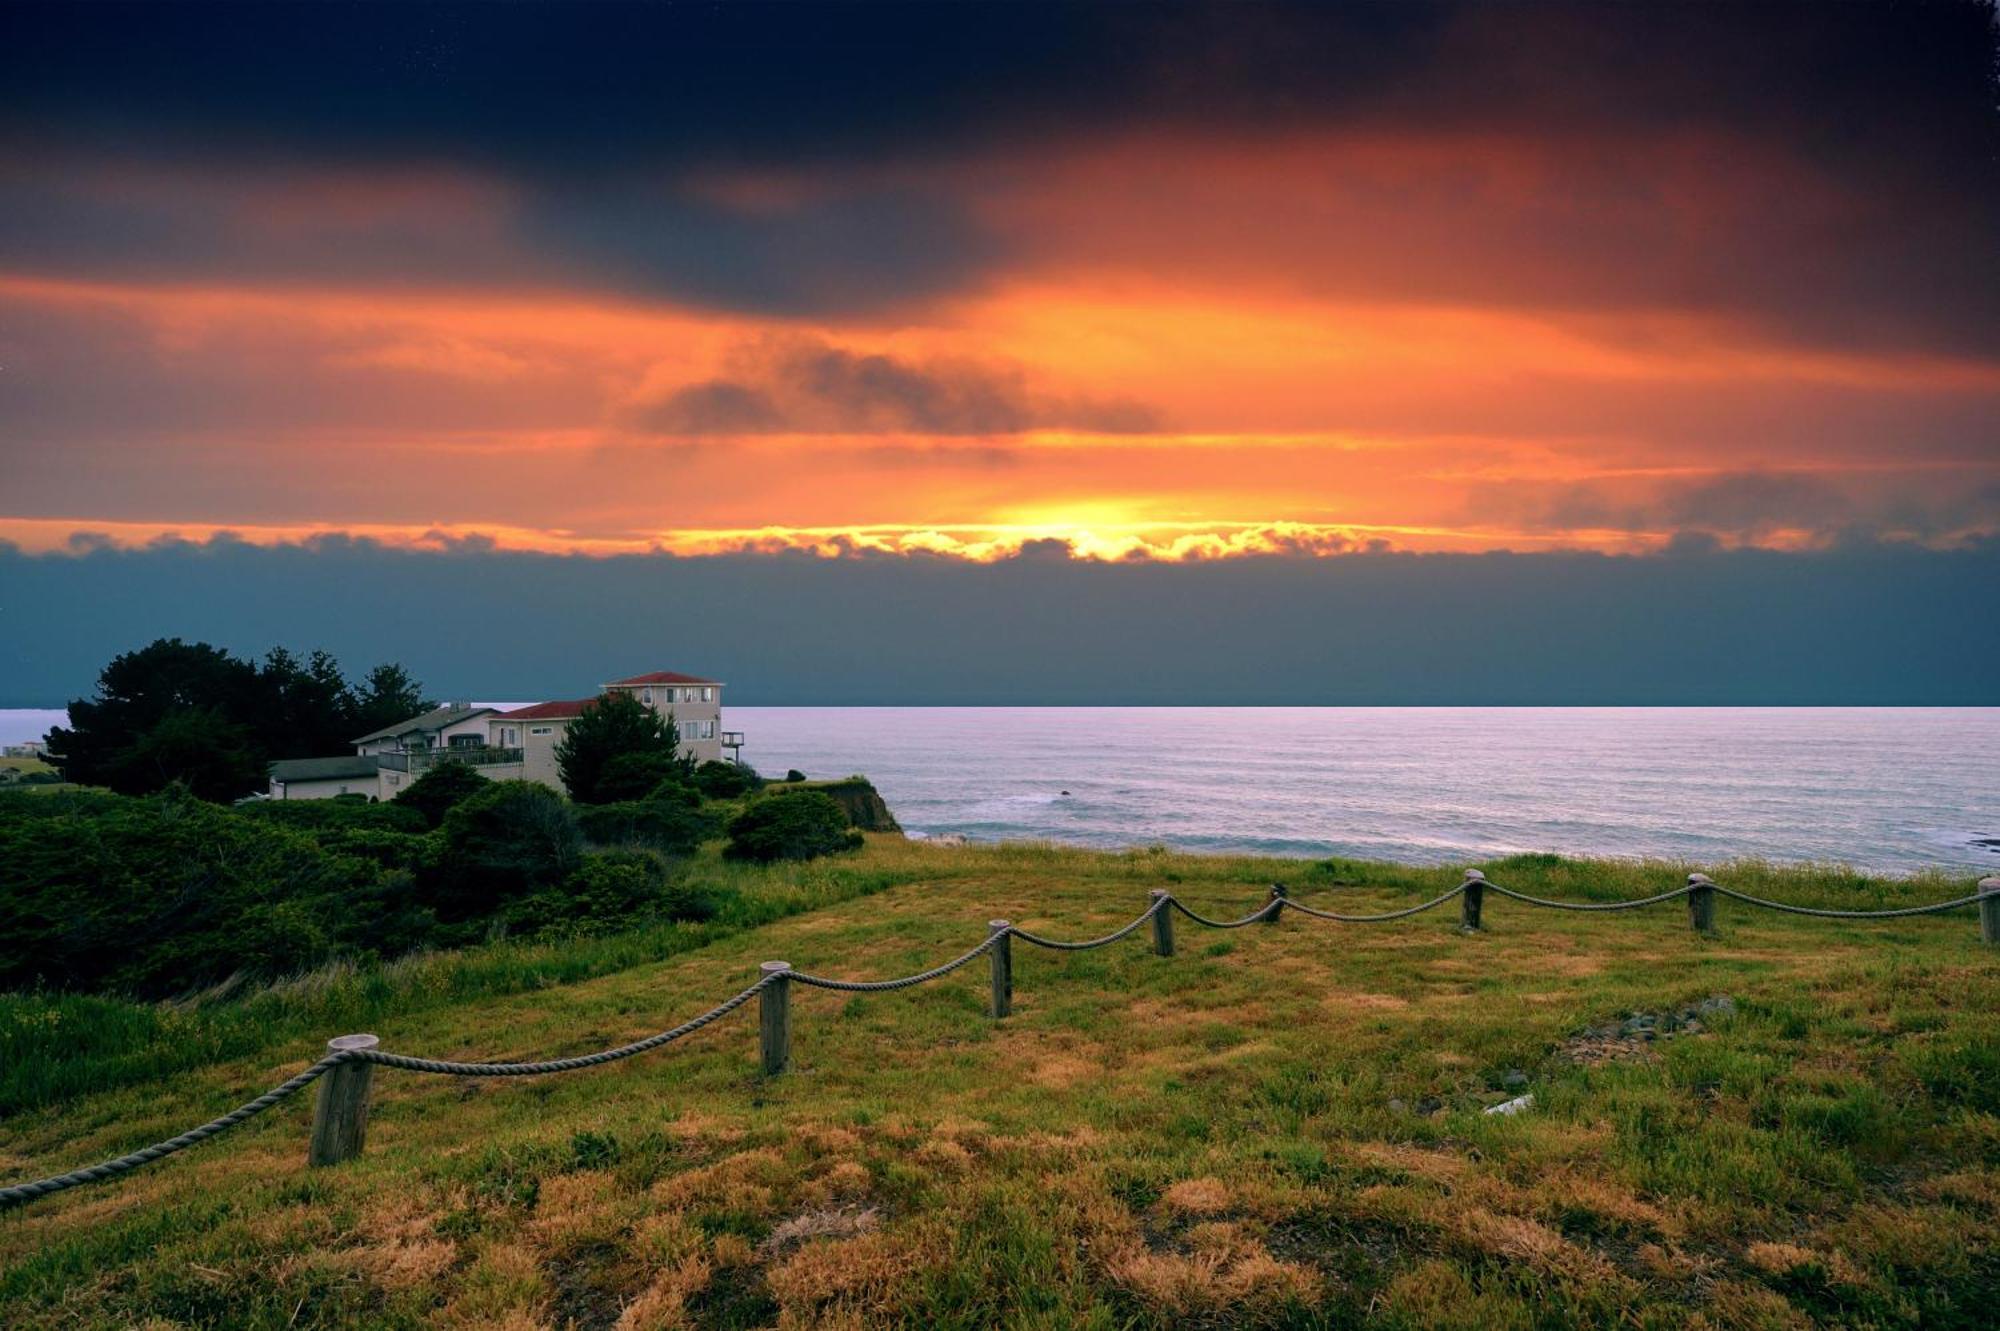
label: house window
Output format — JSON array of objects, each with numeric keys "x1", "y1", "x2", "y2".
[
  {"x1": 702, "y1": 687, "x2": 713, "y2": 702},
  {"x1": 530, "y1": 726, "x2": 553, "y2": 736},
  {"x1": 641, "y1": 688, "x2": 652, "y2": 704}
]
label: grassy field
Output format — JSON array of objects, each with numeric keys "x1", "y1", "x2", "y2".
[{"x1": 1, "y1": 839, "x2": 1996, "y2": 1328}]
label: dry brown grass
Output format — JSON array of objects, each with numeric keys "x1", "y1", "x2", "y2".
[{"x1": 1161, "y1": 1176, "x2": 1233, "y2": 1216}]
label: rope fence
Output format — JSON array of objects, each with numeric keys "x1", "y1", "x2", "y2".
[{"x1": 4, "y1": 869, "x2": 1996, "y2": 1211}]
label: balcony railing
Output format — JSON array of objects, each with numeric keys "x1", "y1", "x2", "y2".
[{"x1": 376, "y1": 746, "x2": 524, "y2": 773}]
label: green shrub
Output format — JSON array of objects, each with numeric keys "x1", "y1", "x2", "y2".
[
  {"x1": 239, "y1": 798, "x2": 427, "y2": 834},
  {"x1": 647, "y1": 779, "x2": 701, "y2": 807},
  {"x1": 315, "y1": 825, "x2": 435, "y2": 871},
  {"x1": 0, "y1": 786, "x2": 410, "y2": 996},
  {"x1": 784, "y1": 769, "x2": 807, "y2": 783},
  {"x1": 575, "y1": 799, "x2": 719, "y2": 855},
  {"x1": 506, "y1": 850, "x2": 727, "y2": 937},
  {"x1": 692, "y1": 759, "x2": 758, "y2": 799},
  {"x1": 427, "y1": 781, "x2": 581, "y2": 919},
  {"x1": 723, "y1": 790, "x2": 863, "y2": 863},
  {"x1": 392, "y1": 760, "x2": 491, "y2": 829},
  {"x1": 591, "y1": 750, "x2": 684, "y2": 802}
]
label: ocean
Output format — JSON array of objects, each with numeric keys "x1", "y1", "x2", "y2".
[{"x1": 5, "y1": 706, "x2": 1996, "y2": 874}]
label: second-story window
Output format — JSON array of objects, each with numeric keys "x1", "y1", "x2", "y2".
[{"x1": 702, "y1": 687, "x2": 713, "y2": 702}]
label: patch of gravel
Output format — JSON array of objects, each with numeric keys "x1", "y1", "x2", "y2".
[{"x1": 1561, "y1": 995, "x2": 1736, "y2": 1065}]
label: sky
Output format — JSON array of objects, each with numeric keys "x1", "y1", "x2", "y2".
[
  {"x1": 1, "y1": 2, "x2": 1996, "y2": 703},
  {"x1": 3, "y1": 0, "x2": 1996, "y2": 559}
]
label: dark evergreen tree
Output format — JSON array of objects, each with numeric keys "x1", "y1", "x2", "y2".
[
  {"x1": 105, "y1": 709, "x2": 265, "y2": 802},
  {"x1": 258, "y1": 647, "x2": 359, "y2": 756},
  {"x1": 44, "y1": 638, "x2": 431, "y2": 800},
  {"x1": 45, "y1": 639, "x2": 266, "y2": 793},
  {"x1": 554, "y1": 692, "x2": 691, "y2": 803},
  {"x1": 353, "y1": 663, "x2": 434, "y2": 737}
]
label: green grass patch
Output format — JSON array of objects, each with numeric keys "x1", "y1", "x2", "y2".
[{"x1": 1, "y1": 839, "x2": 1995, "y2": 1328}]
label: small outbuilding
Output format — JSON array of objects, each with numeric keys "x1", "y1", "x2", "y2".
[{"x1": 269, "y1": 755, "x2": 381, "y2": 800}]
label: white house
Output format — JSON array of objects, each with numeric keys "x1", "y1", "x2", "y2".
[
  {"x1": 488, "y1": 672, "x2": 730, "y2": 791},
  {"x1": 265, "y1": 668, "x2": 736, "y2": 800}
]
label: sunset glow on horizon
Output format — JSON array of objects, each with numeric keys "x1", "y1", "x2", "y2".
[{"x1": 3, "y1": 2, "x2": 1996, "y2": 562}]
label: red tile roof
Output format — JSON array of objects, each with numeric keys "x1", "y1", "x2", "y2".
[
  {"x1": 604, "y1": 671, "x2": 720, "y2": 686},
  {"x1": 498, "y1": 699, "x2": 595, "y2": 720}
]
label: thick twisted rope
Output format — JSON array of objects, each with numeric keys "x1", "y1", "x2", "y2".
[
  {"x1": 0, "y1": 1054, "x2": 346, "y2": 1208},
  {"x1": 1283, "y1": 883, "x2": 1470, "y2": 922},
  {"x1": 1012, "y1": 895, "x2": 1167, "y2": 950},
  {"x1": 1169, "y1": 897, "x2": 1280, "y2": 929},
  {"x1": 790, "y1": 933, "x2": 1002, "y2": 991},
  {"x1": 0, "y1": 977, "x2": 774, "y2": 1207},
  {"x1": 1484, "y1": 883, "x2": 1695, "y2": 912},
  {"x1": 1709, "y1": 886, "x2": 1995, "y2": 920},
  {"x1": 355, "y1": 975, "x2": 774, "y2": 1075}
]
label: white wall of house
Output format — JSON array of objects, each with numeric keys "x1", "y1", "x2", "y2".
[
  {"x1": 490, "y1": 717, "x2": 572, "y2": 790},
  {"x1": 607, "y1": 683, "x2": 725, "y2": 763}
]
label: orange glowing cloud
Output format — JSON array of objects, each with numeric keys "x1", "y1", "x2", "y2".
[{"x1": 3, "y1": 113, "x2": 1996, "y2": 560}]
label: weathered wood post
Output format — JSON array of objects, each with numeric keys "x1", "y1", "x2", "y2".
[
  {"x1": 1150, "y1": 889, "x2": 1176, "y2": 956},
  {"x1": 988, "y1": 921, "x2": 1013, "y2": 1018},
  {"x1": 1266, "y1": 882, "x2": 1287, "y2": 924},
  {"x1": 759, "y1": 961, "x2": 792, "y2": 1075},
  {"x1": 1687, "y1": 873, "x2": 1717, "y2": 935},
  {"x1": 1980, "y1": 878, "x2": 2000, "y2": 945},
  {"x1": 307, "y1": 1034, "x2": 380, "y2": 1167},
  {"x1": 1460, "y1": 869, "x2": 1485, "y2": 932}
]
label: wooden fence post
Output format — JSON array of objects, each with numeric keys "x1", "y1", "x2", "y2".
[
  {"x1": 1687, "y1": 873, "x2": 1716, "y2": 935},
  {"x1": 1980, "y1": 878, "x2": 2000, "y2": 945},
  {"x1": 989, "y1": 922, "x2": 1013, "y2": 1018},
  {"x1": 759, "y1": 962, "x2": 792, "y2": 1075},
  {"x1": 1460, "y1": 869, "x2": 1485, "y2": 932},
  {"x1": 307, "y1": 1034, "x2": 380, "y2": 1167},
  {"x1": 1266, "y1": 883, "x2": 1286, "y2": 925},
  {"x1": 1150, "y1": 889, "x2": 1175, "y2": 956}
]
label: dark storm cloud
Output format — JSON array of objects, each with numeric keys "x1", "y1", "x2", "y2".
[
  {"x1": 0, "y1": 168, "x2": 998, "y2": 316},
  {"x1": 3, "y1": 537, "x2": 1995, "y2": 706},
  {"x1": 7, "y1": 3, "x2": 1989, "y2": 176},
  {"x1": 2, "y1": 2, "x2": 1994, "y2": 342},
  {"x1": 630, "y1": 338, "x2": 1160, "y2": 436}
]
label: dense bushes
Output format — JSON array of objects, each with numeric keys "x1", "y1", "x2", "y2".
[
  {"x1": 0, "y1": 787, "x2": 428, "y2": 997},
  {"x1": 504, "y1": 850, "x2": 724, "y2": 937},
  {"x1": 724, "y1": 790, "x2": 863, "y2": 863},
  {"x1": 392, "y1": 760, "x2": 489, "y2": 828},
  {"x1": 239, "y1": 797, "x2": 427, "y2": 834},
  {"x1": 575, "y1": 798, "x2": 719, "y2": 856},
  {"x1": 426, "y1": 782, "x2": 582, "y2": 920},
  {"x1": 692, "y1": 759, "x2": 759, "y2": 799},
  {"x1": 0, "y1": 761, "x2": 881, "y2": 998},
  {"x1": 594, "y1": 751, "x2": 687, "y2": 802}
]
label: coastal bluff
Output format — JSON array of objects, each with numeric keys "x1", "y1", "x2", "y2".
[{"x1": 795, "y1": 775, "x2": 903, "y2": 833}]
